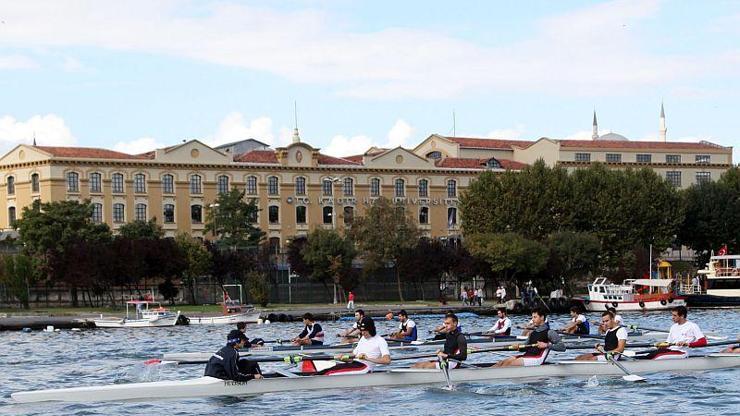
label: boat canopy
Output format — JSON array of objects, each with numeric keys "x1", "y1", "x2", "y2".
[{"x1": 631, "y1": 279, "x2": 674, "y2": 287}]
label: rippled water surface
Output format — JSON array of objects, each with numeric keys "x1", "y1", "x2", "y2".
[{"x1": 1, "y1": 309, "x2": 738, "y2": 415}]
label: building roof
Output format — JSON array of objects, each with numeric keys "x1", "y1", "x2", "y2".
[
  {"x1": 442, "y1": 136, "x2": 534, "y2": 149},
  {"x1": 435, "y1": 157, "x2": 527, "y2": 170},
  {"x1": 233, "y1": 150, "x2": 278, "y2": 164},
  {"x1": 34, "y1": 146, "x2": 149, "y2": 160},
  {"x1": 558, "y1": 139, "x2": 730, "y2": 151},
  {"x1": 214, "y1": 138, "x2": 270, "y2": 149},
  {"x1": 317, "y1": 154, "x2": 361, "y2": 166}
]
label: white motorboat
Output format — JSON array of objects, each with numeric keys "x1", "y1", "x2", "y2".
[
  {"x1": 187, "y1": 289, "x2": 261, "y2": 325},
  {"x1": 578, "y1": 277, "x2": 686, "y2": 312},
  {"x1": 682, "y1": 253, "x2": 740, "y2": 307},
  {"x1": 93, "y1": 301, "x2": 180, "y2": 328},
  {"x1": 12, "y1": 354, "x2": 740, "y2": 403}
]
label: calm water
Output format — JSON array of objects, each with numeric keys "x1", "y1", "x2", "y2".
[{"x1": 1, "y1": 309, "x2": 739, "y2": 416}]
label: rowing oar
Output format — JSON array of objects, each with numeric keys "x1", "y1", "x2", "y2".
[
  {"x1": 627, "y1": 324, "x2": 727, "y2": 340},
  {"x1": 596, "y1": 346, "x2": 646, "y2": 383},
  {"x1": 438, "y1": 356, "x2": 453, "y2": 389}
]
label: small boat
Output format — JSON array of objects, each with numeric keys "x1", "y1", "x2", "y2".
[
  {"x1": 12, "y1": 354, "x2": 740, "y2": 403},
  {"x1": 577, "y1": 277, "x2": 686, "y2": 312},
  {"x1": 187, "y1": 289, "x2": 261, "y2": 325},
  {"x1": 93, "y1": 301, "x2": 180, "y2": 328},
  {"x1": 681, "y1": 253, "x2": 740, "y2": 307}
]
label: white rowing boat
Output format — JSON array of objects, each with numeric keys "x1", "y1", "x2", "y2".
[{"x1": 12, "y1": 354, "x2": 740, "y2": 403}]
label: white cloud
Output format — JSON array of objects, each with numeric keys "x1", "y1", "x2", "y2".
[
  {"x1": 112, "y1": 137, "x2": 164, "y2": 154},
  {"x1": 210, "y1": 112, "x2": 276, "y2": 146},
  {"x1": 560, "y1": 130, "x2": 595, "y2": 141},
  {"x1": 0, "y1": 54, "x2": 38, "y2": 69},
  {"x1": 487, "y1": 126, "x2": 525, "y2": 139},
  {"x1": 386, "y1": 119, "x2": 414, "y2": 148},
  {"x1": 322, "y1": 119, "x2": 416, "y2": 157},
  {"x1": 0, "y1": 114, "x2": 76, "y2": 152}
]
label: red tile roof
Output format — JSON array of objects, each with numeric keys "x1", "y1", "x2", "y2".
[
  {"x1": 234, "y1": 150, "x2": 278, "y2": 163},
  {"x1": 35, "y1": 146, "x2": 148, "y2": 159},
  {"x1": 435, "y1": 157, "x2": 527, "y2": 170},
  {"x1": 443, "y1": 136, "x2": 534, "y2": 149},
  {"x1": 558, "y1": 140, "x2": 731, "y2": 151},
  {"x1": 317, "y1": 154, "x2": 361, "y2": 166}
]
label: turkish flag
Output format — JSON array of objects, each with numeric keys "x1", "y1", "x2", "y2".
[{"x1": 718, "y1": 245, "x2": 728, "y2": 256}]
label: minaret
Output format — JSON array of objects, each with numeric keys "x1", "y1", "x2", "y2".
[
  {"x1": 659, "y1": 103, "x2": 667, "y2": 142},
  {"x1": 292, "y1": 101, "x2": 301, "y2": 143},
  {"x1": 592, "y1": 110, "x2": 599, "y2": 140}
]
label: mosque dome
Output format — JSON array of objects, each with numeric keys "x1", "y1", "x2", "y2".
[{"x1": 596, "y1": 132, "x2": 628, "y2": 141}]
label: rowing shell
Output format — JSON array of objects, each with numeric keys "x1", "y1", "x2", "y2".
[{"x1": 12, "y1": 354, "x2": 740, "y2": 403}]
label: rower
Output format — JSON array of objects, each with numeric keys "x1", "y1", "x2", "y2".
[
  {"x1": 575, "y1": 311, "x2": 628, "y2": 361},
  {"x1": 204, "y1": 330, "x2": 263, "y2": 382},
  {"x1": 292, "y1": 313, "x2": 325, "y2": 346},
  {"x1": 431, "y1": 311, "x2": 462, "y2": 340},
  {"x1": 639, "y1": 305, "x2": 706, "y2": 360},
  {"x1": 561, "y1": 306, "x2": 589, "y2": 334},
  {"x1": 412, "y1": 313, "x2": 467, "y2": 369},
  {"x1": 391, "y1": 309, "x2": 417, "y2": 342},
  {"x1": 596, "y1": 307, "x2": 623, "y2": 334},
  {"x1": 237, "y1": 322, "x2": 265, "y2": 347},
  {"x1": 494, "y1": 307, "x2": 565, "y2": 367},
  {"x1": 485, "y1": 308, "x2": 511, "y2": 337},
  {"x1": 337, "y1": 309, "x2": 365, "y2": 341},
  {"x1": 327, "y1": 316, "x2": 391, "y2": 374}
]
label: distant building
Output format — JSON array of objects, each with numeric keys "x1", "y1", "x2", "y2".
[{"x1": 214, "y1": 138, "x2": 270, "y2": 156}]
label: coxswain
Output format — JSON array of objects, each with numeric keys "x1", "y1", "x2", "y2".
[
  {"x1": 337, "y1": 309, "x2": 365, "y2": 341},
  {"x1": 484, "y1": 308, "x2": 512, "y2": 337},
  {"x1": 292, "y1": 313, "x2": 325, "y2": 346},
  {"x1": 575, "y1": 311, "x2": 628, "y2": 361},
  {"x1": 495, "y1": 308, "x2": 565, "y2": 367},
  {"x1": 204, "y1": 330, "x2": 263, "y2": 381},
  {"x1": 327, "y1": 317, "x2": 391, "y2": 374},
  {"x1": 562, "y1": 306, "x2": 590, "y2": 334},
  {"x1": 412, "y1": 313, "x2": 467, "y2": 369},
  {"x1": 391, "y1": 309, "x2": 417, "y2": 342},
  {"x1": 639, "y1": 306, "x2": 706, "y2": 360},
  {"x1": 237, "y1": 322, "x2": 265, "y2": 347}
]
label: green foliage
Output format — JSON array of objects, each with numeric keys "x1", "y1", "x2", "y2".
[
  {"x1": 397, "y1": 239, "x2": 454, "y2": 300},
  {"x1": 158, "y1": 278, "x2": 179, "y2": 305},
  {"x1": 301, "y1": 228, "x2": 356, "y2": 297},
  {"x1": 546, "y1": 231, "x2": 602, "y2": 291},
  {"x1": 174, "y1": 233, "x2": 213, "y2": 305},
  {"x1": 247, "y1": 270, "x2": 270, "y2": 307},
  {"x1": 205, "y1": 188, "x2": 264, "y2": 249},
  {"x1": 466, "y1": 233, "x2": 549, "y2": 285},
  {"x1": 117, "y1": 219, "x2": 164, "y2": 240},
  {"x1": 0, "y1": 254, "x2": 36, "y2": 308},
  {"x1": 286, "y1": 236, "x2": 311, "y2": 278}
]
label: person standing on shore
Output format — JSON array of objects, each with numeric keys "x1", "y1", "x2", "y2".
[{"x1": 347, "y1": 291, "x2": 355, "y2": 310}]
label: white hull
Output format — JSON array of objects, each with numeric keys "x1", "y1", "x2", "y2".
[
  {"x1": 583, "y1": 298, "x2": 685, "y2": 312},
  {"x1": 94, "y1": 312, "x2": 180, "y2": 328},
  {"x1": 12, "y1": 354, "x2": 740, "y2": 403},
  {"x1": 187, "y1": 311, "x2": 261, "y2": 325}
]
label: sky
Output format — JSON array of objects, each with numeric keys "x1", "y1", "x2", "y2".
[{"x1": 0, "y1": 0, "x2": 738, "y2": 161}]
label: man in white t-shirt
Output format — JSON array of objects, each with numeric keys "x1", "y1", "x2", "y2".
[
  {"x1": 391, "y1": 309, "x2": 418, "y2": 342},
  {"x1": 576, "y1": 311, "x2": 628, "y2": 361},
  {"x1": 332, "y1": 317, "x2": 391, "y2": 374},
  {"x1": 640, "y1": 306, "x2": 706, "y2": 360},
  {"x1": 562, "y1": 306, "x2": 589, "y2": 334}
]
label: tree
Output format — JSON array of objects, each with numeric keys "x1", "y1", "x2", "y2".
[
  {"x1": 0, "y1": 254, "x2": 36, "y2": 309},
  {"x1": 286, "y1": 236, "x2": 312, "y2": 278},
  {"x1": 466, "y1": 233, "x2": 549, "y2": 288},
  {"x1": 117, "y1": 218, "x2": 164, "y2": 240},
  {"x1": 348, "y1": 197, "x2": 421, "y2": 301},
  {"x1": 301, "y1": 228, "x2": 356, "y2": 301},
  {"x1": 247, "y1": 270, "x2": 270, "y2": 307},
  {"x1": 397, "y1": 239, "x2": 453, "y2": 300},
  {"x1": 205, "y1": 188, "x2": 264, "y2": 250},
  {"x1": 174, "y1": 233, "x2": 212, "y2": 304},
  {"x1": 546, "y1": 231, "x2": 602, "y2": 293},
  {"x1": 158, "y1": 278, "x2": 179, "y2": 305}
]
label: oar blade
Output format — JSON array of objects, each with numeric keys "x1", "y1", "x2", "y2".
[{"x1": 622, "y1": 374, "x2": 647, "y2": 383}]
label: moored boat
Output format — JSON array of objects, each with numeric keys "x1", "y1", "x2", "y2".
[
  {"x1": 187, "y1": 290, "x2": 261, "y2": 325},
  {"x1": 681, "y1": 254, "x2": 740, "y2": 307},
  {"x1": 12, "y1": 354, "x2": 740, "y2": 403},
  {"x1": 577, "y1": 277, "x2": 685, "y2": 312},
  {"x1": 93, "y1": 301, "x2": 180, "y2": 328}
]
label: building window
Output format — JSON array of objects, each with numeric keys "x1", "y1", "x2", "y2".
[
  {"x1": 637, "y1": 154, "x2": 652, "y2": 163},
  {"x1": 323, "y1": 206, "x2": 333, "y2": 224},
  {"x1": 267, "y1": 176, "x2": 279, "y2": 196},
  {"x1": 268, "y1": 205, "x2": 279, "y2": 224},
  {"x1": 322, "y1": 179, "x2": 333, "y2": 197},
  {"x1": 575, "y1": 153, "x2": 591, "y2": 162},
  {"x1": 113, "y1": 203, "x2": 125, "y2": 223},
  {"x1": 91, "y1": 203, "x2": 103, "y2": 224},
  {"x1": 67, "y1": 172, "x2": 79, "y2": 192},
  {"x1": 447, "y1": 179, "x2": 457, "y2": 198},
  {"x1": 395, "y1": 179, "x2": 405, "y2": 197},
  {"x1": 295, "y1": 177, "x2": 306, "y2": 196},
  {"x1": 6, "y1": 176, "x2": 14, "y2": 195},
  {"x1": 246, "y1": 176, "x2": 258, "y2": 195},
  {"x1": 190, "y1": 174, "x2": 202, "y2": 194},
  {"x1": 606, "y1": 153, "x2": 622, "y2": 163},
  {"x1": 418, "y1": 179, "x2": 429, "y2": 198},
  {"x1": 89, "y1": 173, "x2": 102, "y2": 193},
  {"x1": 134, "y1": 173, "x2": 146, "y2": 193},
  {"x1": 695, "y1": 154, "x2": 710, "y2": 164},
  {"x1": 696, "y1": 172, "x2": 711, "y2": 185},
  {"x1": 343, "y1": 206, "x2": 354, "y2": 225},
  {"x1": 112, "y1": 173, "x2": 124, "y2": 193},
  {"x1": 419, "y1": 206, "x2": 429, "y2": 224},
  {"x1": 426, "y1": 151, "x2": 442, "y2": 160},
  {"x1": 370, "y1": 178, "x2": 381, "y2": 197},
  {"x1": 135, "y1": 203, "x2": 147, "y2": 221},
  {"x1": 666, "y1": 171, "x2": 682, "y2": 187},
  {"x1": 191, "y1": 205, "x2": 203, "y2": 223},
  {"x1": 31, "y1": 173, "x2": 39, "y2": 193},
  {"x1": 163, "y1": 204, "x2": 175, "y2": 223},
  {"x1": 217, "y1": 175, "x2": 229, "y2": 194},
  {"x1": 296, "y1": 205, "x2": 307, "y2": 224},
  {"x1": 268, "y1": 237, "x2": 281, "y2": 256},
  {"x1": 666, "y1": 154, "x2": 681, "y2": 164},
  {"x1": 447, "y1": 207, "x2": 458, "y2": 227},
  {"x1": 162, "y1": 174, "x2": 174, "y2": 194},
  {"x1": 343, "y1": 178, "x2": 354, "y2": 196},
  {"x1": 8, "y1": 207, "x2": 16, "y2": 225},
  {"x1": 486, "y1": 158, "x2": 502, "y2": 169}
]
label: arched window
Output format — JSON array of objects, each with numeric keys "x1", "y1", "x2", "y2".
[
  {"x1": 163, "y1": 204, "x2": 175, "y2": 223},
  {"x1": 91, "y1": 203, "x2": 103, "y2": 224},
  {"x1": 135, "y1": 203, "x2": 147, "y2": 221},
  {"x1": 89, "y1": 173, "x2": 102, "y2": 193},
  {"x1": 134, "y1": 173, "x2": 146, "y2": 193},
  {"x1": 267, "y1": 176, "x2": 279, "y2": 195},
  {"x1": 447, "y1": 179, "x2": 457, "y2": 198},
  {"x1": 343, "y1": 178, "x2": 354, "y2": 196},
  {"x1": 295, "y1": 177, "x2": 306, "y2": 196},
  {"x1": 6, "y1": 176, "x2": 14, "y2": 195},
  {"x1": 113, "y1": 203, "x2": 125, "y2": 223},
  {"x1": 370, "y1": 178, "x2": 381, "y2": 197},
  {"x1": 268, "y1": 205, "x2": 279, "y2": 224},
  {"x1": 246, "y1": 176, "x2": 258, "y2": 195},
  {"x1": 426, "y1": 151, "x2": 442, "y2": 160},
  {"x1": 190, "y1": 174, "x2": 202, "y2": 194},
  {"x1": 162, "y1": 174, "x2": 174, "y2": 194},
  {"x1": 8, "y1": 207, "x2": 16, "y2": 225},
  {"x1": 343, "y1": 206, "x2": 354, "y2": 225},
  {"x1": 419, "y1": 206, "x2": 429, "y2": 224},
  {"x1": 217, "y1": 175, "x2": 229, "y2": 194},
  {"x1": 67, "y1": 172, "x2": 79, "y2": 192},
  {"x1": 486, "y1": 158, "x2": 502, "y2": 169},
  {"x1": 322, "y1": 179, "x2": 333, "y2": 196},
  {"x1": 418, "y1": 179, "x2": 429, "y2": 198},
  {"x1": 323, "y1": 206, "x2": 333, "y2": 224},
  {"x1": 191, "y1": 205, "x2": 203, "y2": 223},
  {"x1": 112, "y1": 173, "x2": 124, "y2": 193},
  {"x1": 395, "y1": 178, "x2": 405, "y2": 197},
  {"x1": 447, "y1": 207, "x2": 457, "y2": 227},
  {"x1": 31, "y1": 173, "x2": 39, "y2": 193},
  {"x1": 296, "y1": 205, "x2": 307, "y2": 224}
]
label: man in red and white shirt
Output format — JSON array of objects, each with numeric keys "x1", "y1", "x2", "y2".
[
  {"x1": 642, "y1": 306, "x2": 706, "y2": 360},
  {"x1": 486, "y1": 308, "x2": 512, "y2": 336}
]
